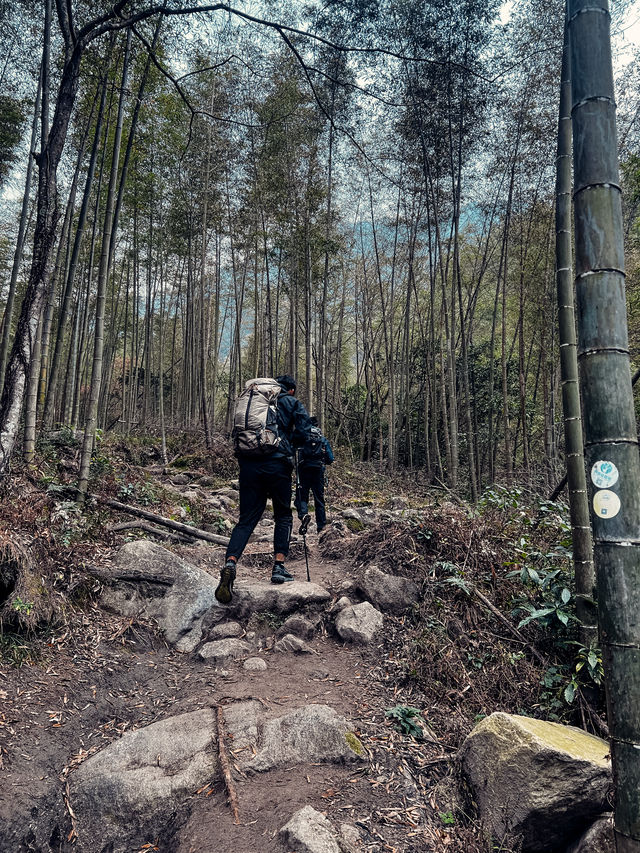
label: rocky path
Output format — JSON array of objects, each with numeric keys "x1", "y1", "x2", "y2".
[{"x1": 0, "y1": 510, "x2": 448, "y2": 853}]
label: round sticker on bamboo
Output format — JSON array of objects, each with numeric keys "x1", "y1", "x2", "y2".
[
  {"x1": 591, "y1": 460, "x2": 619, "y2": 489},
  {"x1": 593, "y1": 489, "x2": 621, "y2": 519}
]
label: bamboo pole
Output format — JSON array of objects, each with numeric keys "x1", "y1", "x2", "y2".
[{"x1": 569, "y1": 1, "x2": 640, "y2": 848}]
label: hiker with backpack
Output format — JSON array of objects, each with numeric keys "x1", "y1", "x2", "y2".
[
  {"x1": 295, "y1": 416, "x2": 334, "y2": 536},
  {"x1": 215, "y1": 374, "x2": 313, "y2": 604}
]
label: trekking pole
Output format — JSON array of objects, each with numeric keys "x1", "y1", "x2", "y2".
[
  {"x1": 303, "y1": 526, "x2": 310, "y2": 582},
  {"x1": 295, "y1": 449, "x2": 311, "y2": 582}
]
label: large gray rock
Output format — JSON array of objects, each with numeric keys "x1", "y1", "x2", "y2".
[
  {"x1": 100, "y1": 540, "x2": 223, "y2": 652},
  {"x1": 459, "y1": 712, "x2": 612, "y2": 852},
  {"x1": 68, "y1": 700, "x2": 363, "y2": 851},
  {"x1": 566, "y1": 815, "x2": 614, "y2": 853},
  {"x1": 357, "y1": 565, "x2": 420, "y2": 614},
  {"x1": 334, "y1": 601, "x2": 383, "y2": 644},
  {"x1": 70, "y1": 709, "x2": 218, "y2": 853},
  {"x1": 243, "y1": 704, "x2": 365, "y2": 773},
  {"x1": 279, "y1": 806, "x2": 343, "y2": 853}
]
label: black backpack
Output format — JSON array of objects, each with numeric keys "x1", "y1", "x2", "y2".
[{"x1": 300, "y1": 426, "x2": 325, "y2": 464}]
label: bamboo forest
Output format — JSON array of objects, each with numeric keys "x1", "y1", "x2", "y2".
[
  {"x1": 3, "y1": 0, "x2": 638, "y2": 491},
  {"x1": 2, "y1": 0, "x2": 640, "y2": 851}
]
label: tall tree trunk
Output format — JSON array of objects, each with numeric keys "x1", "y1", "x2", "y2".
[
  {"x1": 569, "y1": 2, "x2": 640, "y2": 849},
  {"x1": 555, "y1": 16, "x2": 596, "y2": 643},
  {"x1": 42, "y1": 69, "x2": 107, "y2": 429},
  {"x1": 77, "y1": 31, "x2": 131, "y2": 500},
  {"x1": 0, "y1": 63, "x2": 43, "y2": 392}
]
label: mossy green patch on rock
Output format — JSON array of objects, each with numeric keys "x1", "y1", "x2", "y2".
[
  {"x1": 346, "y1": 518, "x2": 364, "y2": 533},
  {"x1": 344, "y1": 730, "x2": 365, "y2": 756},
  {"x1": 471, "y1": 711, "x2": 610, "y2": 765}
]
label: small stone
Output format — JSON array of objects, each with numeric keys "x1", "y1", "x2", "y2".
[
  {"x1": 274, "y1": 633, "x2": 314, "y2": 654},
  {"x1": 170, "y1": 473, "x2": 190, "y2": 485},
  {"x1": 331, "y1": 596, "x2": 352, "y2": 613},
  {"x1": 340, "y1": 823, "x2": 361, "y2": 851},
  {"x1": 334, "y1": 601, "x2": 384, "y2": 644},
  {"x1": 209, "y1": 621, "x2": 243, "y2": 640},
  {"x1": 198, "y1": 638, "x2": 252, "y2": 663},
  {"x1": 278, "y1": 614, "x2": 318, "y2": 640},
  {"x1": 244, "y1": 657, "x2": 267, "y2": 671}
]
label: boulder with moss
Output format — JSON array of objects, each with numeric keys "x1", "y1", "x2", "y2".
[{"x1": 458, "y1": 712, "x2": 612, "y2": 852}]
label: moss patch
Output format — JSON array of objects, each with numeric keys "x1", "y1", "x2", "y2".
[
  {"x1": 346, "y1": 518, "x2": 364, "y2": 533},
  {"x1": 345, "y1": 730, "x2": 365, "y2": 757}
]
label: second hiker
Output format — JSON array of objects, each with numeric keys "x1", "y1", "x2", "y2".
[
  {"x1": 295, "y1": 416, "x2": 334, "y2": 535},
  {"x1": 215, "y1": 374, "x2": 312, "y2": 604}
]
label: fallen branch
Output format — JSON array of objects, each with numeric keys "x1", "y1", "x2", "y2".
[
  {"x1": 107, "y1": 520, "x2": 195, "y2": 543},
  {"x1": 216, "y1": 704, "x2": 240, "y2": 825},
  {"x1": 91, "y1": 494, "x2": 230, "y2": 546},
  {"x1": 470, "y1": 585, "x2": 548, "y2": 668}
]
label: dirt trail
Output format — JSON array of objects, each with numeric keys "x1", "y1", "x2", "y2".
[{"x1": 0, "y1": 526, "x2": 454, "y2": 853}]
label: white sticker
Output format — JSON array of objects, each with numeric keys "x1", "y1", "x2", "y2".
[
  {"x1": 593, "y1": 489, "x2": 621, "y2": 519},
  {"x1": 591, "y1": 460, "x2": 619, "y2": 489}
]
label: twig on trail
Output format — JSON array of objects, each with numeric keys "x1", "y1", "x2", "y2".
[
  {"x1": 469, "y1": 585, "x2": 548, "y2": 668},
  {"x1": 216, "y1": 704, "x2": 241, "y2": 825}
]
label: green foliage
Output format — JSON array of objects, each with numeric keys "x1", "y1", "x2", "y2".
[
  {"x1": 89, "y1": 452, "x2": 113, "y2": 478},
  {"x1": 117, "y1": 480, "x2": 158, "y2": 506},
  {"x1": 0, "y1": 631, "x2": 37, "y2": 666},
  {"x1": 12, "y1": 596, "x2": 33, "y2": 615},
  {"x1": 385, "y1": 705, "x2": 424, "y2": 739},
  {"x1": 563, "y1": 642, "x2": 604, "y2": 704},
  {"x1": 0, "y1": 94, "x2": 25, "y2": 187},
  {"x1": 438, "y1": 811, "x2": 455, "y2": 826},
  {"x1": 50, "y1": 500, "x2": 85, "y2": 546}
]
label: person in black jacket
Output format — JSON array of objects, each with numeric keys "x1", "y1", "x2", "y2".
[
  {"x1": 295, "y1": 416, "x2": 334, "y2": 535},
  {"x1": 216, "y1": 375, "x2": 312, "y2": 604}
]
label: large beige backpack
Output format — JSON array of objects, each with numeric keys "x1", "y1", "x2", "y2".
[{"x1": 231, "y1": 378, "x2": 282, "y2": 456}]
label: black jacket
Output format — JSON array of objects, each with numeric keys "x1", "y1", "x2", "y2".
[{"x1": 274, "y1": 385, "x2": 312, "y2": 460}]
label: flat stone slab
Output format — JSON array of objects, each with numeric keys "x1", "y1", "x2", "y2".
[
  {"x1": 68, "y1": 700, "x2": 363, "y2": 851},
  {"x1": 224, "y1": 580, "x2": 331, "y2": 619},
  {"x1": 70, "y1": 709, "x2": 219, "y2": 852},
  {"x1": 242, "y1": 704, "x2": 365, "y2": 773}
]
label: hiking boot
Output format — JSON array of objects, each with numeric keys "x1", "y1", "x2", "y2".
[
  {"x1": 299, "y1": 514, "x2": 311, "y2": 536},
  {"x1": 215, "y1": 560, "x2": 236, "y2": 604},
  {"x1": 271, "y1": 562, "x2": 294, "y2": 584}
]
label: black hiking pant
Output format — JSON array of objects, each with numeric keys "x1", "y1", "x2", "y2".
[
  {"x1": 295, "y1": 464, "x2": 327, "y2": 531},
  {"x1": 226, "y1": 456, "x2": 293, "y2": 562}
]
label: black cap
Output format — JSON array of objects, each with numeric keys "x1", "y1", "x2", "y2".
[{"x1": 276, "y1": 374, "x2": 296, "y2": 392}]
